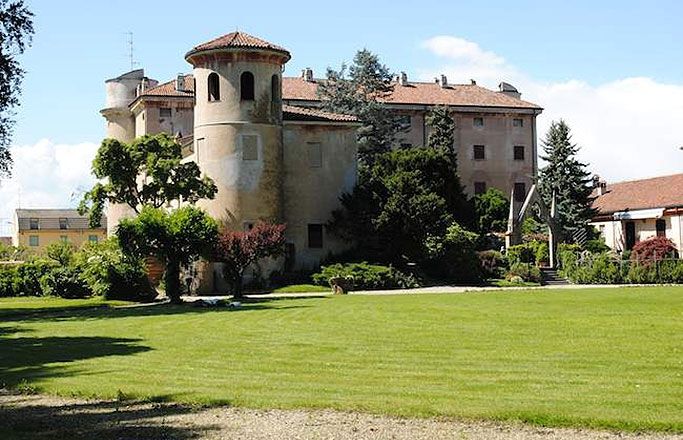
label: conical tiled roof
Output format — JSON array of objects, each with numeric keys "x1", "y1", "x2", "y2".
[{"x1": 186, "y1": 31, "x2": 290, "y2": 60}]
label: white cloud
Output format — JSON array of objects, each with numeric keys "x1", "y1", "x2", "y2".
[
  {"x1": 0, "y1": 139, "x2": 98, "y2": 234},
  {"x1": 419, "y1": 36, "x2": 683, "y2": 182}
]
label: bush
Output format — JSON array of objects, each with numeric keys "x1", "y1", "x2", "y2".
[
  {"x1": 426, "y1": 223, "x2": 482, "y2": 283},
  {"x1": 584, "y1": 238, "x2": 610, "y2": 254},
  {"x1": 40, "y1": 266, "x2": 92, "y2": 299},
  {"x1": 557, "y1": 243, "x2": 581, "y2": 270},
  {"x1": 631, "y1": 236, "x2": 678, "y2": 262},
  {"x1": 312, "y1": 262, "x2": 419, "y2": 290},
  {"x1": 478, "y1": 250, "x2": 507, "y2": 279},
  {"x1": 15, "y1": 259, "x2": 57, "y2": 296},
  {"x1": 75, "y1": 239, "x2": 156, "y2": 301},
  {"x1": 0, "y1": 264, "x2": 19, "y2": 297},
  {"x1": 535, "y1": 242, "x2": 549, "y2": 265},
  {"x1": 506, "y1": 243, "x2": 537, "y2": 266},
  {"x1": 506, "y1": 262, "x2": 542, "y2": 283}
]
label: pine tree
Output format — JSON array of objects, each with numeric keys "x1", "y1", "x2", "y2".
[
  {"x1": 318, "y1": 49, "x2": 404, "y2": 161},
  {"x1": 426, "y1": 106, "x2": 455, "y2": 155},
  {"x1": 537, "y1": 120, "x2": 597, "y2": 243}
]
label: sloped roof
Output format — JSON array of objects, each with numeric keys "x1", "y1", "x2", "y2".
[
  {"x1": 15, "y1": 209, "x2": 106, "y2": 230},
  {"x1": 186, "y1": 31, "x2": 290, "y2": 59},
  {"x1": 592, "y1": 173, "x2": 683, "y2": 214},
  {"x1": 282, "y1": 105, "x2": 357, "y2": 122},
  {"x1": 282, "y1": 77, "x2": 542, "y2": 110},
  {"x1": 137, "y1": 75, "x2": 194, "y2": 98}
]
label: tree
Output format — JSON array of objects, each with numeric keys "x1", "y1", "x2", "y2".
[
  {"x1": 45, "y1": 241, "x2": 76, "y2": 266},
  {"x1": 328, "y1": 148, "x2": 474, "y2": 266},
  {"x1": 117, "y1": 206, "x2": 218, "y2": 303},
  {"x1": 318, "y1": 49, "x2": 404, "y2": 161},
  {"x1": 425, "y1": 222, "x2": 482, "y2": 283},
  {"x1": 537, "y1": 120, "x2": 597, "y2": 242},
  {"x1": 213, "y1": 222, "x2": 286, "y2": 298},
  {"x1": 474, "y1": 188, "x2": 509, "y2": 233},
  {"x1": 426, "y1": 106, "x2": 455, "y2": 155},
  {"x1": 79, "y1": 133, "x2": 218, "y2": 228},
  {"x1": 0, "y1": 0, "x2": 33, "y2": 177}
]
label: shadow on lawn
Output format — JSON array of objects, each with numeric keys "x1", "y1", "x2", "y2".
[
  {"x1": 0, "y1": 395, "x2": 218, "y2": 440},
  {"x1": 0, "y1": 328, "x2": 151, "y2": 389}
]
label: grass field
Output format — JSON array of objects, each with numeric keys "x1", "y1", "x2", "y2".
[{"x1": 0, "y1": 287, "x2": 681, "y2": 432}]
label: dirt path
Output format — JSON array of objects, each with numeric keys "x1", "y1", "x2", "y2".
[{"x1": 1, "y1": 393, "x2": 680, "y2": 440}]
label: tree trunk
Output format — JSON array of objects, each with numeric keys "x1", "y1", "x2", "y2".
[
  {"x1": 165, "y1": 259, "x2": 182, "y2": 304},
  {"x1": 232, "y1": 272, "x2": 244, "y2": 299}
]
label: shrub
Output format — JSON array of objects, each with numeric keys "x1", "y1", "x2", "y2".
[
  {"x1": 584, "y1": 238, "x2": 610, "y2": 254},
  {"x1": 478, "y1": 250, "x2": 507, "y2": 279},
  {"x1": 506, "y1": 262, "x2": 542, "y2": 283},
  {"x1": 557, "y1": 243, "x2": 581, "y2": 270},
  {"x1": 535, "y1": 242, "x2": 550, "y2": 265},
  {"x1": 40, "y1": 266, "x2": 92, "y2": 299},
  {"x1": 426, "y1": 223, "x2": 482, "y2": 283},
  {"x1": 75, "y1": 239, "x2": 156, "y2": 301},
  {"x1": 506, "y1": 243, "x2": 536, "y2": 266},
  {"x1": 45, "y1": 241, "x2": 76, "y2": 266},
  {"x1": 631, "y1": 236, "x2": 678, "y2": 262},
  {"x1": 15, "y1": 259, "x2": 57, "y2": 296},
  {"x1": 0, "y1": 264, "x2": 19, "y2": 297},
  {"x1": 312, "y1": 262, "x2": 419, "y2": 290}
]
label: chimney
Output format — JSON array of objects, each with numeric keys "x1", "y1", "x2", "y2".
[
  {"x1": 593, "y1": 175, "x2": 608, "y2": 196},
  {"x1": 175, "y1": 74, "x2": 184, "y2": 92},
  {"x1": 470, "y1": 79, "x2": 477, "y2": 85},
  {"x1": 302, "y1": 67, "x2": 314, "y2": 82},
  {"x1": 399, "y1": 71, "x2": 408, "y2": 86},
  {"x1": 498, "y1": 82, "x2": 521, "y2": 99},
  {"x1": 439, "y1": 74, "x2": 448, "y2": 88}
]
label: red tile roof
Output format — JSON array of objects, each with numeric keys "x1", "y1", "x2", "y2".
[
  {"x1": 282, "y1": 77, "x2": 542, "y2": 110},
  {"x1": 137, "y1": 75, "x2": 194, "y2": 99},
  {"x1": 186, "y1": 31, "x2": 290, "y2": 58},
  {"x1": 282, "y1": 105, "x2": 357, "y2": 122},
  {"x1": 592, "y1": 173, "x2": 683, "y2": 214},
  {"x1": 134, "y1": 75, "x2": 541, "y2": 111}
]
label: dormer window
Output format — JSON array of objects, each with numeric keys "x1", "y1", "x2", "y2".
[
  {"x1": 59, "y1": 218, "x2": 68, "y2": 230},
  {"x1": 208, "y1": 72, "x2": 220, "y2": 101},
  {"x1": 241, "y1": 71, "x2": 255, "y2": 101}
]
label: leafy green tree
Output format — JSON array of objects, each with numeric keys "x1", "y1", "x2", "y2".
[
  {"x1": 0, "y1": 0, "x2": 33, "y2": 177},
  {"x1": 474, "y1": 188, "x2": 509, "y2": 233},
  {"x1": 318, "y1": 49, "x2": 404, "y2": 161},
  {"x1": 117, "y1": 206, "x2": 218, "y2": 303},
  {"x1": 425, "y1": 222, "x2": 481, "y2": 283},
  {"x1": 79, "y1": 133, "x2": 218, "y2": 228},
  {"x1": 537, "y1": 120, "x2": 597, "y2": 242},
  {"x1": 329, "y1": 148, "x2": 474, "y2": 266},
  {"x1": 426, "y1": 106, "x2": 455, "y2": 155},
  {"x1": 45, "y1": 241, "x2": 76, "y2": 266}
]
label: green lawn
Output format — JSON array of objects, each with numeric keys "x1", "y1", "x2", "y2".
[
  {"x1": 270, "y1": 284, "x2": 330, "y2": 293},
  {"x1": 0, "y1": 287, "x2": 681, "y2": 432},
  {"x1": 0, "y1": 297, "x2": 130, "y2": 318}
]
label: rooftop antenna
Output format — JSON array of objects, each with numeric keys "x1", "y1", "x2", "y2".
[{"x1": 127, "y1": 32, "x2": 139, "y2": 71}]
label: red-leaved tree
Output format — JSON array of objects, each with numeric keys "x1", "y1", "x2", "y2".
[
  {"x1": 631, "y1": 236, "x2": 678, "y2": 263},
  {"x1": 213, "y1": 222, "x2": 287, "y2": 297}
]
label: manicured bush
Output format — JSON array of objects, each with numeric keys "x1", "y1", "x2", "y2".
[
  {"x1": 631, "y1": 236, "x2": 678, "y2": 262},
  {"x1": 312, "y1": 262, "x2": 419, "y2": 290},
  {"x1": 40, "y1": 266, "x2": 92, "y2": 299},
  {"x1": 506, "y1": 262, "x2": 542, "y2": 283},
  {"x1": 75, "y1": 239, "x2": 156, "y2": 301},
  {"x1": 478, "y1": 250, "x2": 507, "y2": 279}
]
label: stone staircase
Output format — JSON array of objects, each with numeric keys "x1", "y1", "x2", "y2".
[{"x1": 540, "y1": 268, "x2": 570, "y2": 286}]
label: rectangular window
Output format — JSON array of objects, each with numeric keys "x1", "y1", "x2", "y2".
[
  {"x1": 29, "y1": 218, "x2": 39, "y2": 230},
  {"x1": 88, "y1": 235, "x2": 99, "y2": 244},
  {"x1": 473, "y1": 117, "x2": 484, "y2": 127},
  {"x1": 242, "y1": 135, "x2": 258, "y2": 161},
  {"x1": 59, "y1": 218, "x2": 68, "y2": 230},
  {"x1": 513, "y1": 118, "x2": 523, "y2": 127},
  {"x1": 474, "y1": 181, "x2": 487, "y2": 195},
  {"x1": 514, "y1": 145, "x2": 525, "y2": 161},
  {"x1": 60, "y1": 235, "x2": 68, "y2": 243},
  {"x1": 514, "y1": 182, "x2": 527, "y2": 203},
  {"x1": 307, "y1": 142, "x2": 322, "y2": 168},
  {"x1": 656, "y1": 219, "x2": 666, "y2": 237},
  {"x1": 307, "y1": 224, "x2": 323, "y2": 249},
  {"x1": 398, "y1": 115, "x2": 411, "y2": 127},
  {"x1": 473, "y1": 145, "x2": 486, "y2": 160},
  {"x1": 29, "y1": 235, "x2": 39, "y2": 247},
  {"x1": 159, "y1": 107, "x2": 172, "y2": 118}
]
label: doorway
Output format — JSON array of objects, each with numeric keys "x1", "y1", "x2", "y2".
[{"x1": 625, "y1": 221, "x2": 636, "y2": 250}]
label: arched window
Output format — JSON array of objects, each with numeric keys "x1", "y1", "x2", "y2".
[
  {"x1": 240, "y1": 71, "x2": 255, "y2": 101},
  {"x1": 271, "y1": 74, "x2": 280, "y2": 103},
  {"x1": 208, "y1": 72, "x2": 220, "y2": 101}
]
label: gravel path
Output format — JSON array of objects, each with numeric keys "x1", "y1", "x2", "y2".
[{"x1": 1, "y1": 393, "x2": 680, "y2": 440}]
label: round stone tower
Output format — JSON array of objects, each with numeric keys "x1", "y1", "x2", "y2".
[{"x1": 185, "y1": 32, "x2": 290, "y2": 228}]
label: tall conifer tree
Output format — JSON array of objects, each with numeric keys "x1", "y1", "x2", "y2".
[{"x1": 537, "y1": 120, "x2": 597, "y2": 242}]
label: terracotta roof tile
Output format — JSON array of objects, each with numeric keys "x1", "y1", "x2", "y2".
[
  {"x1": 282, "y1": 105, "x2": 357, "y2": 122},
  {"x1": 282, "y1": 77, "x2": 542, "y2": 110},
  {"x1": 187, "y1": 31, "x2": 289, "y2": 57},
  {"x1": 137, "y1": 75, "x2": 194, "y2": 99},
  {"x1": 592, "y1": 173, "x2": 683, "y2": 214}
]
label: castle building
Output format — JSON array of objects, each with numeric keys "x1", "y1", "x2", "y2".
[{"x1": 100, "y1": 31, "x2": 542, "y2": 290}]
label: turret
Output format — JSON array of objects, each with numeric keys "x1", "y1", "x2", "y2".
[
  {"x1": 101, "y1": 69, "x2": 146, "y2": 142},
  {"x1": 185, "y1": 31, "x2": 290, "y2": 227}
]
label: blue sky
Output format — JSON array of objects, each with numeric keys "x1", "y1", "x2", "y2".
[{"x1": 0, "y1": 0, "x2": 681, "y2": 226}]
